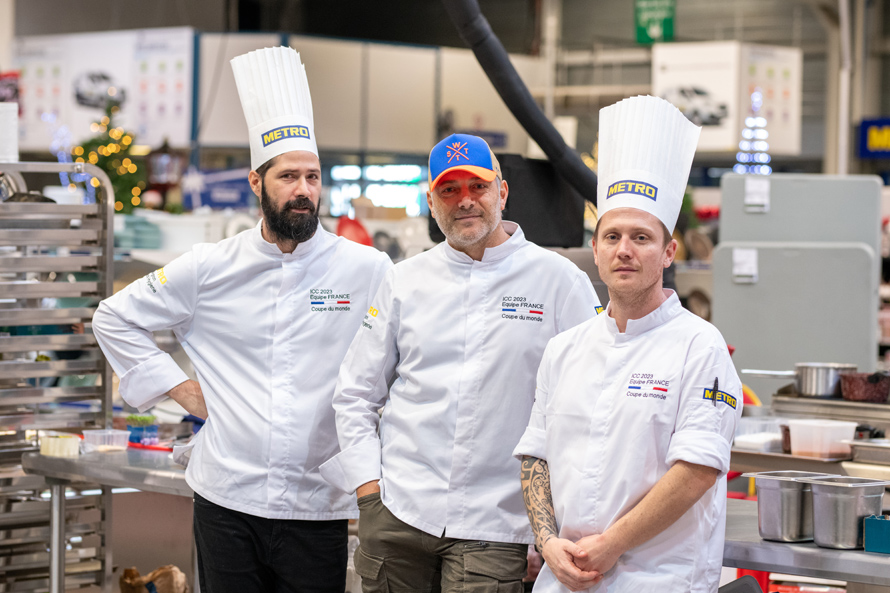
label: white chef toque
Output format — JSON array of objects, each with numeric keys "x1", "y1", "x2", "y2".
[
  {"x1": 597, "y1": 95, "x2": 701, "y2": 234},
  {"x1": 231, "y1": 46, "x2": 317, "y2": 171}
]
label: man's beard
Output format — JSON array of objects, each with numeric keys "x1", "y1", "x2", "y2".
[{"x1": 260, "y1": 182, "x2": 318, "y2": 244}]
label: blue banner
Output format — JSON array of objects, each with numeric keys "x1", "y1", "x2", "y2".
[{"x1": 859, "y1": 118, "x2": 890, "y2": 159}]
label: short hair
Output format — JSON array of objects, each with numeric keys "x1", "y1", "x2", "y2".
[
  {"x1": 254, "y1": 155, "x2": 280, "y2": 181},
  {"x1": 594, "y1": 216, "x2": 673, "y2": 247}
]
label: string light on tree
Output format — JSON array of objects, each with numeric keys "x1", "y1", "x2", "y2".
[{"x1": 71, "y1": 101, "x2": 146, "y2": 214}]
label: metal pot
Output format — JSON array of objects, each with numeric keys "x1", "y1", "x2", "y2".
[
  {"x1": 798, "y1": 476, "x2": 890, "y2": 549},
  {"x1": 741, "y1": 363, "x2": 858, "y2": 397}
]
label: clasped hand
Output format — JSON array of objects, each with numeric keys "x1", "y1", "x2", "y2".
[{"x1": 541, "y1": 533, "x2": 620, "y2": 592}]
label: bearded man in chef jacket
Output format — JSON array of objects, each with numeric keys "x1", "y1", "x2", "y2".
[
  {"x1": 320, "y1": 133, "x2": 602, "y2": 592},
  {"x1": 514, "y1": 95, "x2": 743, "y2": 593},
  {"x1": 92, "y1": 47, "x2": 391, "y2": 593}
]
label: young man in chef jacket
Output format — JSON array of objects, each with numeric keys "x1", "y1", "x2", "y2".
[
  {"x1": 320, "y1": 133, "x2": 602, "y2": 593},
  {"x1": 514, "y1": 95, "x2": 743, "y2": 593},
  {"x1": 92, "y1": 47, "x2": 391, "y2": 593}
]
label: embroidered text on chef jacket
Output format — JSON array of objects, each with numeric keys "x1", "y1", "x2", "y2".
[
  {"x1": 320, "y1": 222, "x2": 602, "y2": 544},
  {"x1": 514, "y1": 292, "x2": 742, "y2": 593},
  {"x1": 93, "y1": 222, "x2": 391, "y2": 520}
]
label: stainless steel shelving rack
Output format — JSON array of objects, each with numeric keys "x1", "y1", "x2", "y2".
[{"x1": 0, "y1": 162, "x2": 114, "y2": 592}]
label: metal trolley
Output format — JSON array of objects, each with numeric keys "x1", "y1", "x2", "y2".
[{"x1": 0, "y1": 162, "x2": 115, "y2": 592}]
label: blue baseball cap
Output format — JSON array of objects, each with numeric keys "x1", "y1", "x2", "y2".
[{"x1": 428, "y1": 134, "x2": 502, "y2": 191}]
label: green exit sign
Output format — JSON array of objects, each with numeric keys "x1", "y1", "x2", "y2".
[{"x1": 635, "y1": 0, "x2": 675, "y2": 44}]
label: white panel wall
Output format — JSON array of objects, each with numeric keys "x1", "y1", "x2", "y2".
[
  {"x1": 197, "y1": 33, "x2": 281, "y2": 147},
  {"x1": 289, "y1": 35, "x2": 362, "y2": 152},
  {"x1": 439, "y1": 48, "x2": 545, "y2": 154},
  {"x1": 365, "y1": 44, "x2": 436, "y2": 154}
]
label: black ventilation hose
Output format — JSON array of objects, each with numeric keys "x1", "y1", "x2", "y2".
[{"x1": 441, "y1": 0, "x2": 598, "y2": 203}]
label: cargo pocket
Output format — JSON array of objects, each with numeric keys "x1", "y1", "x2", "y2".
[
  {"x1": 463, "y1": 545, "x2": 526, "y2": 593},
  {"x1": 354, "y1": 548, "x2": 388, "y2": 593}
]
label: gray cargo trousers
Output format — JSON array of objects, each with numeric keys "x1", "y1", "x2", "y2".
[{"x1": 354, "y1": 492, "x2": 528, "y2": 593}]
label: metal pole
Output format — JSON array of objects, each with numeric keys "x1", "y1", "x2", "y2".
[
  {"x1": 102, "y1": 486, "x2": 114, "y2": 593},
  {"x1": 542, "y1": 0, "x2": 561, "y2": 121},
  {"x1": 49, "y1": 481, "x2": 66, "y2": 593},
  {"x1": 838, "y1": 0, "x2": 852, "y2": 175}
]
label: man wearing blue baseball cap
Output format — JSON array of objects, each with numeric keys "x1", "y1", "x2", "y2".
[{"x1": 320, "y1": 133, "x2": 602, "y2": 592}]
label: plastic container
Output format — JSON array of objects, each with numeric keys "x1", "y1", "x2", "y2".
[
  {"x1": 788, "y1": 419, "x2": 857, "y2": 458},
  {"x1": 840, "y1": 372, "x2": 890, "y2": 403},
  {"x1": 741, "y1": 471, "x2": 839, "y2": 542},
  {"x1": 39, "y1": 434, "x2": 80, "y2": 458},
  {"x1": 734, "y1": 417, "x2": 785, "y2": 452},
  {"x1": 82, "y1": 429, "x2": 130, "y2": 452},
  {"x1": 127, "y1": 424, "x2": 159, "y2": 446}
]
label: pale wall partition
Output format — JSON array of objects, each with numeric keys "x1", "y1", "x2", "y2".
[
  {"x1": 292, "y1": 36, "x2": 363, "y2": 152},
  {"x1": 365, "y1": 43, "x2": 437, "y2": 154},
  {"x1": 196, "y1": 33, "x2": 282, "y2": 147}
]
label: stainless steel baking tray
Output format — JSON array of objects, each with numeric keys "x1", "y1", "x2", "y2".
[{"x1": 845, "y1": 439, "x2": 890, "y2": 465}]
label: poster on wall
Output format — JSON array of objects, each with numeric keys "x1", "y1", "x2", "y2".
[
  {"x1": 652, "y1": 41, "x2": 801, "y2": 156},
  {"x1": 13, "y1": 27, "x2": 193, "y2": 153}
]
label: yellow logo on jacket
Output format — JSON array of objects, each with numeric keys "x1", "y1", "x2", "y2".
[
  {"x1": 368, "y1": 307, "x2": 379, "y2": 317},
  {"x1": 702, "y1": 388, "x2": 737, "y2": 409},
  {"x1": 156, "y1": 268, "x2": 168, "y2": 285},
  {"x1": 607, "y1": 180, "x2": 658, "y2": 201},
  {"x1": 262, "y1": 125, "x2": 311, "y2": 147}
]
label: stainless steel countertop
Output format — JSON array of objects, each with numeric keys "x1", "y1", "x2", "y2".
[
  {"x1": 22, "y1": 452, "x2": 890, "y2": 585},
  {"x1": 22, "y1": 450, "x2": 191, "y2": 497},
  {"x1": 724, "y1": 499, "x2": 890, "y2": 586},
  {"x1": 731, "y1": 449, "x2": 890, "y2": 480}
]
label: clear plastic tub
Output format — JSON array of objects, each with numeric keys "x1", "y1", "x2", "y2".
[
  {"x1": 734, "y1": 417, "x2": 785, "y2": 452},
  {"x1": 788, "y1": 419, "x2": 858, "y2": 458},
  {"x1": 82, "y1": 429, "x2": 130, "y2": 452}
]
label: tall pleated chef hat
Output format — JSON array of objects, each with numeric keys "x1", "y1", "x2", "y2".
[
  {"x1": 597, "y1": 95, "x2": 701, "y2": 234},
  {"x1": 231, "y1": 46, "x2": 317, "y2": 171}
]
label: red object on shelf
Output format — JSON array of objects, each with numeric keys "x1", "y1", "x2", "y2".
[
  {"x1": 128, "y1": 442, "x2": 173, "y2": 452},
  {"x1": 739, "y1": 569, "x2": 770, "y2": 591},
  {"x1": 336, "y1": 216, "x2": 373, "y2": 246},
  {"x1": 694, "y1": 205, "x2": 720, "y2": 221}
]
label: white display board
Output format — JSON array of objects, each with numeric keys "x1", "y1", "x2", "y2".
[
  {"x1": 652, "y1": 41, "x2": 802, "y2": 155},
  {"x1": 440, "y1": 47, "x2": 545, "y2": 154},
  {"x1": 14, "y1": 27, "x2": 194, "y2": 151}
]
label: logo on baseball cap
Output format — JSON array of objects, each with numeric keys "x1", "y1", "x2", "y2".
[{"x1": 429, "y1": 133, "x2": 502, "y2": 191}]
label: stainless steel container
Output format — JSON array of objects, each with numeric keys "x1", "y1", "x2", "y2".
[
  {"x1": 742, "y1": 363, "x2": 858, "y2": 397},
  {"x1": 741, "y1": 471, "x2": 839, "y2": 542},
  {"x1": 800, "y1": 476, "x2": 890, "y2": 549}
]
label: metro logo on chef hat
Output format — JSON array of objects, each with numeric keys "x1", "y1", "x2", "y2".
[
  {"x1": 231, "y1": 46, "x2": 317, "y2": 171},
  {"x1": 429, "y1": 133, "x2": 502, "y2": 191},
  {"x1": 597, "y1": 95, "x2": 701, "y2": 233}
]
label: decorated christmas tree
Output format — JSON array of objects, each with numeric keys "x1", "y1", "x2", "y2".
[{"x1": 71, "y1": 101, "x2": 147, "y2": 214}]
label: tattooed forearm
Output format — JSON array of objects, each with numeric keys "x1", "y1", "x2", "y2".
[{"x1": 521, "y1": 456, "x2": 559, "y2": 551}]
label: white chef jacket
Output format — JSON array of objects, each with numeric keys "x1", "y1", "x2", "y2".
[
  {"x1": 513, "y1": 292, "x2": 742, "y2": 592},
  {"x1": 92, "y1": 222, "x2": 391, "y2": 520},
  {"x1": 320, "y1": 222, "x2": 602, "y2": 544}
]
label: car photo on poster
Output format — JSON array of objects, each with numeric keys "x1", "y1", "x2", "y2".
[
  {"x1": 74, "y1": 71, "x2": 127, "y2": 109},
  {"x1": 661, "y1": 86, "x2": 727, "y2": 126}
]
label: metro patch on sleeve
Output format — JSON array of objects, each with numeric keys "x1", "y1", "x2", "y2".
[{"x1": 702, "y1": 388, "x2": 737, "y2": 409}]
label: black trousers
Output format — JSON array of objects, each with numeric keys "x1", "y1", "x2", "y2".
[{"x1": 192, "y1": 493, "x2": 348, "y2": 593}]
